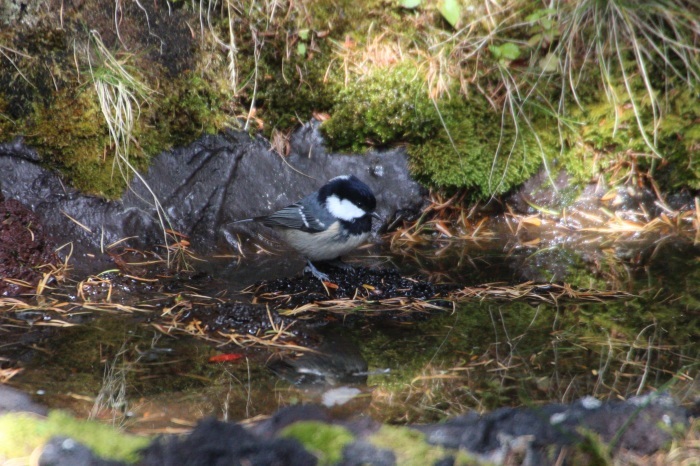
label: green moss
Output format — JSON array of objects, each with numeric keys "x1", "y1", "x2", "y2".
[
  {"x1": 0, "y1": 94, "x2": 14, "y2": 135},
  {"x1": 152, "y1": 70, "x2": 235, "y2": 149},
  {"x1": 655, "y1": 88, "x2": 700, "y2": 190},
  {"x1": 24, "y1": 87, "x2": 132, "y2": 198},
  {"x1": 2, "y1": 0, "x2": 696, "y2": 201},
  {"x1": 559, "y1": 81, "x2": 700, "y2": 191},
  {"x1": 230, "y1": 0, "x2": 426, "y2": 140},
  {"x1": 322, "y1": 63, "x2": 439, "y2": 151},
  {"x1": 0, "y1": 411, "x2": 149, "y2": 463},
  {"x1": 409, "y1": 94, "x2": 550, "y2": 199},
  {"x1": 0, "y1": 4, "x2": 239, "y2": 199},
  {"x1": 322, "y1": 63, "x2": 439, "y2": 152},
  {"x1": 253, "y1": 46, "x2": 339, "y2": 138},
  {"x1": 369, "y1": 425, "x2": 481, "y2": 466},
  {"x1": 303, "y1": 0, "x2": 389, "y2": 40},
  {"x1": 281, "y1": 421, "x2": 354, "y2": 465},
  {"x1": 0, "y1": 26, "x2": 73, "y2": 121}
]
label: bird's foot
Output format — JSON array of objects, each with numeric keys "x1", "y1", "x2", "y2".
[{"x1": 304, "y1": 260, "x2": 330, "y2": 282}]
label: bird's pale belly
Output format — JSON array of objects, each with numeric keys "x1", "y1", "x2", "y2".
[{"x1": 278, "y1": 222, "x2": 370, "y2": 261}]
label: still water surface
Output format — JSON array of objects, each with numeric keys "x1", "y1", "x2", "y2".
[{"x1": 8, "y1": 238, "x2": 699, "y2": 433}]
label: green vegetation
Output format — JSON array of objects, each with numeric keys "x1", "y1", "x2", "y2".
[
  {"x1": 0, "y1": 0, "x2": 238, "y2": 199},
  {"x1": 409, "y1": 94, "x2": 555, "y2": 198},
  {"x1": 560, "y1": 84, "x2": 700, "y2": 191},
  {"x1": 154, "y1": 70, "x2": 234, "y2": 149},
  {"x1": 281, "y1": 421, "x2": 354, "y2": 465},
  {"x1": 322, "y1": 63, "x2": 439, "y2": 152},
  {"x1": 0, "y1": 411, "x2": 148, "y2": 463},
  {"x1": 252, "y1": 43, "x2": 337, "y2": 137},
  {"x1": 369, "y1": 426, "x2": 480, "y2": 466},
  {"x1": 281, "y1": 421, "x2": 483, "y2": 465},
  {"x1": 0, "y1": 0, "x2": 698, "y2": 201},
  {"x1": 27, "y1": 88, "x2": 124, "y2": 197}
]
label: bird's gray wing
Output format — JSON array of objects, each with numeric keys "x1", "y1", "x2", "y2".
[{"x1": 258, "y1": 202, "x2": 328, "y2": 233}]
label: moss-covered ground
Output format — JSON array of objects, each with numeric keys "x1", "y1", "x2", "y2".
[{"x1": 1, "y1": 0, "x2": 697, "y2": 201}]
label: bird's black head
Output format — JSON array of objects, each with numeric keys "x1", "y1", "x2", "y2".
[{"x1": 318, "y1": 175, "x2": 377, "y2": 221}]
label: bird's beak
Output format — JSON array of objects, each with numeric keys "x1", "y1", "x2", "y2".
[{"x1": 371, "y1": 212, "x2": 383, "y2": 222}]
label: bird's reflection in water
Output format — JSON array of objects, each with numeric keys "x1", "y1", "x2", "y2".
[{"x1": 268, "y1": 328, "x2": 377, "y2": 409}]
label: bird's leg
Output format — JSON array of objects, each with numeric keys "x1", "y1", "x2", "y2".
[{"x1": 304, "y1": 260, "x2": 330, "y2": 282}]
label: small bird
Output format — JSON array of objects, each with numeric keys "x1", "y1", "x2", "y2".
[{"x1": 241, "y1": 175, "x2": 380, "y2": 281}]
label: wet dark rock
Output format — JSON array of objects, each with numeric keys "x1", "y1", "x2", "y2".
[
  {"x1": 39, "y1": 437, "x2": 123, "y2": 466},
  {"x1": 506, "y1": 166, "x2": 687, "y2": 222},
  {"x1": 254, "y1": 266, "x2": 455, "y2": 309},
  {"x1": 416, "y1": 393, "x2": 688, "y2": 463},
  {"x1": 250, "y1": 405, "x2": 332, "y2": 439},
  {"x1": 7, "y1": 392, "x2": 690, "y2": 465},
  {"x1": 0, "y1": 125, "x2": 425, "y2": 271},
  {"x1": 0, "y1": 385, "x2": 47, "y2": 415},
  {"x1": 505, "y1": 167, "x2": 614, "y2": 216},
  {"x1": 666, "y1": 190, "x2": 696, "y2": 211},
  {"x1": 141, "y1": 393, "x2": 688, "y2": 466},
  {"x1": 0, "y1": 139, "x2": 131, "y2": 271},
  {"x1": 340, "y1": 440, "x2": 396, "y2": 466},
  {"x1": 0, "y1": 197, "x2": 60, "y2": 296},
  {"x1": 140, "y1": 417, "x2": 317, "y2": 466}
]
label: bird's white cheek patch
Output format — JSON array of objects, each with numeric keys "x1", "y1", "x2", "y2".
[{"x1": 326, "y1": 195, "x2": 365, "y2": 221}]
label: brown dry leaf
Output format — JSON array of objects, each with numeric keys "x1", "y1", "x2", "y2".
[
  {"x1": 520, "y1": 216, "x2": 542, "y2": 227},
  {"x1": 434, "y1": 221, "x2": 453, "y2": 237},
  {"x1": 312, "y1": 111, "x2": 331, "y2": 121},
  {"x1": 521, "y1": 238, "x2": 541, "y2": 247}
]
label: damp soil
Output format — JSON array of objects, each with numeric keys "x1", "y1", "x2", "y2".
[
  {"x1": 252, "y1": 266, "x2": 456, "y2": 308},
  {"x1": 0, "y1": 197, "x2": 60, "y2": 296}
]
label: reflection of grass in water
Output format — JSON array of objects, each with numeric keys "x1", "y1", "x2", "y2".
[
  {"x1": 364, "y1": 297, "x2": 699, "y2": 424},
  {"x1": 89, "y1": 341, "x2": 132, "y2": 427},
  {"x1": 388, "y1": 189, "x2": 700, "y2": 255},
  {"x1": 390, "y1": 230, "x2": 697, "y2": 294}
]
